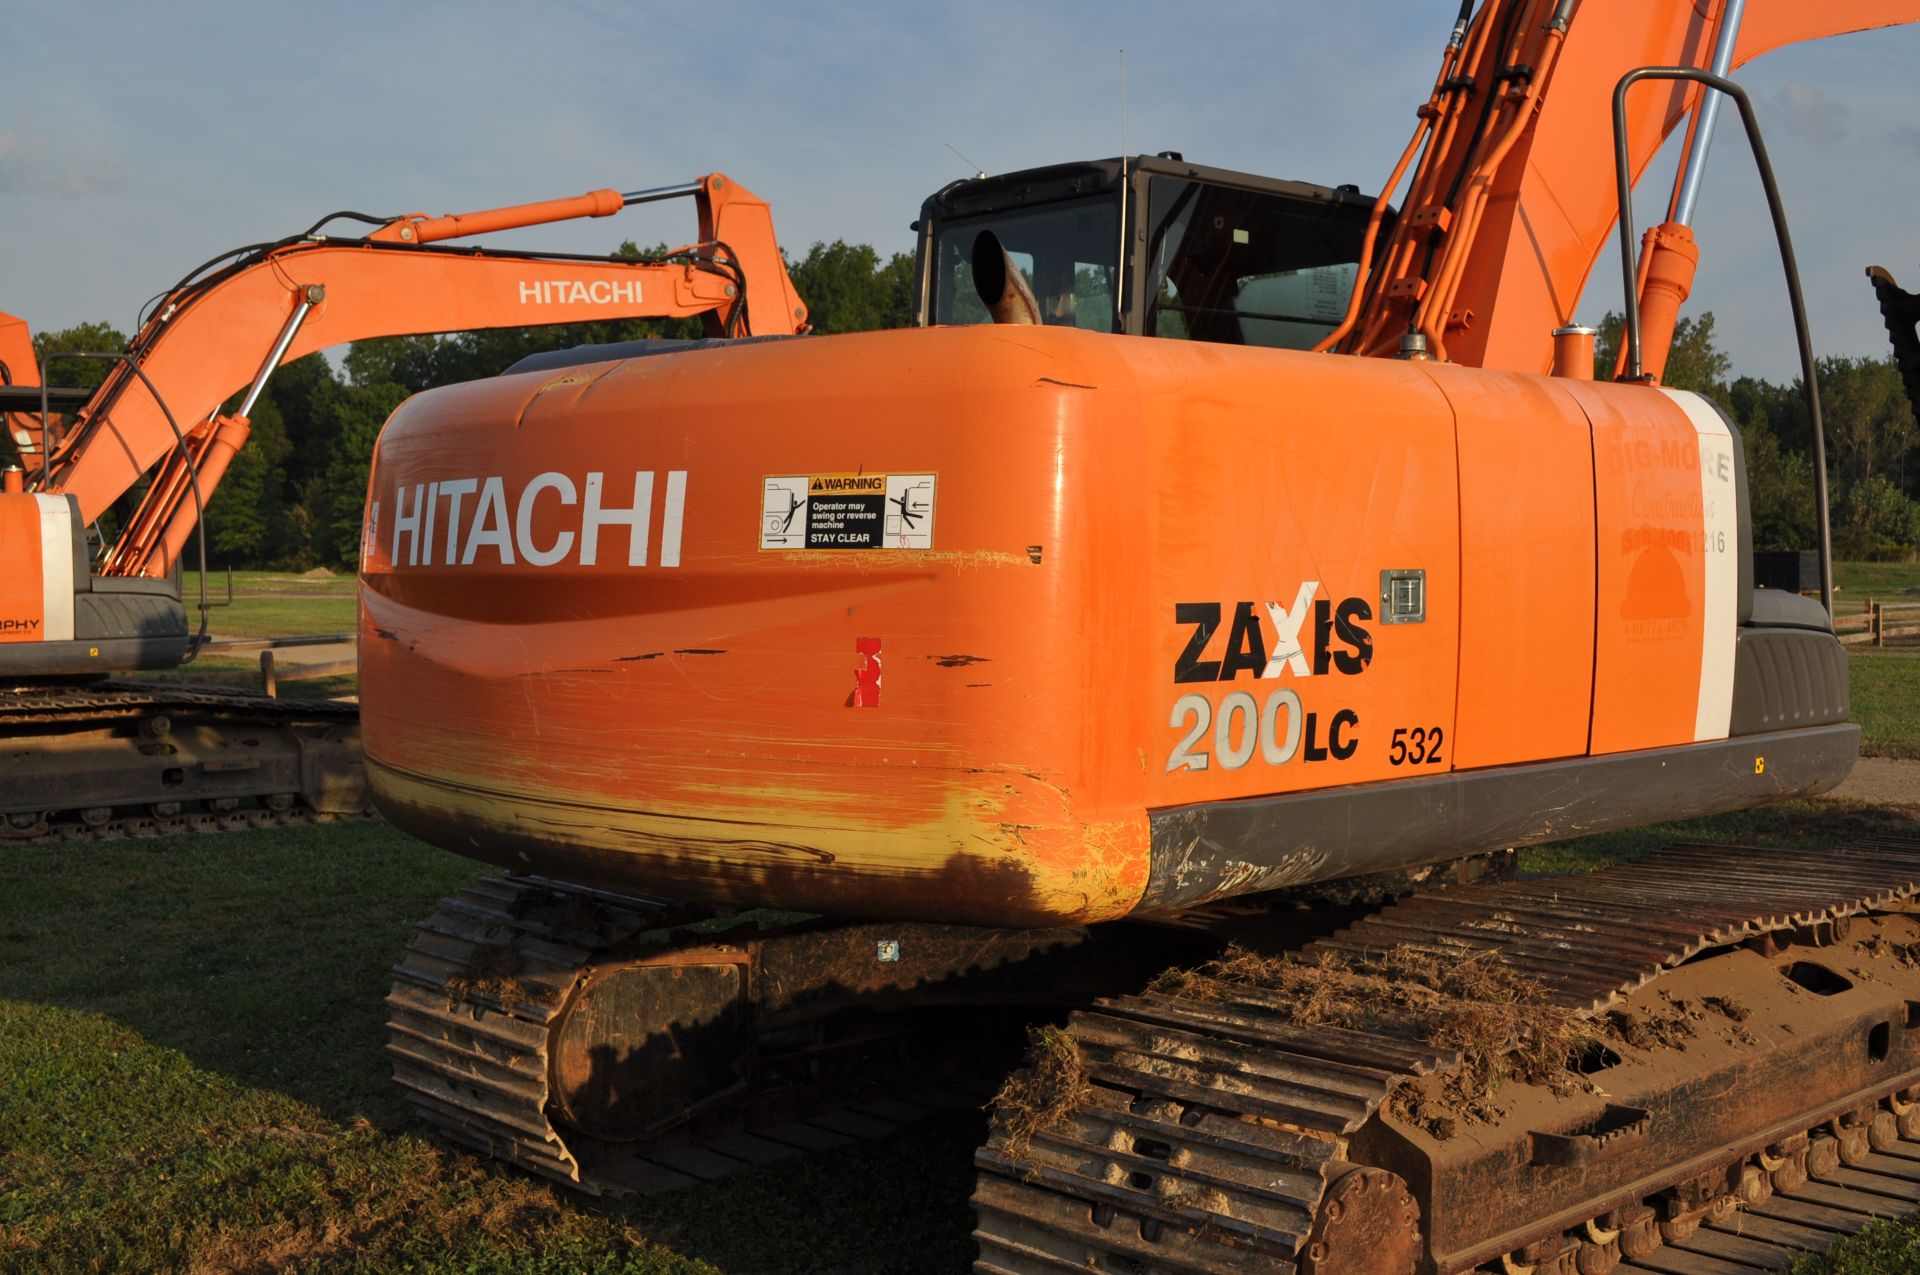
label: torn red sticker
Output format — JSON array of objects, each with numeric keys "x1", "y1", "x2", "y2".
[{"x1": 853, "y1": 637, "x2": 882, "y2": 707}]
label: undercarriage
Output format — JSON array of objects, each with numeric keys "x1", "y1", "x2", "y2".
[
  {"x1": 0, "y1": 680, "x2": 368, "y2": 843},
  {"x1": 391, "y1": 837, "x2": 1920, "y2": 1272}
]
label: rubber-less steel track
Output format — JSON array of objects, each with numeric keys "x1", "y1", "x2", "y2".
[
  {"x1": 972, "y1": 838, "x2": 1920, "y2": 1275},
  {"x1": 0, "y1": 679, "x2": 360, "y2": 725},
  {"x1": 386, "y1": 875, "x2": 671, "y2": 1192},
  {"x1": 2, "y1": 680, "x2": 365, "y2": 844},
  {"x1": 388, "y1": 875, "x2": 993, "y2": 1196}
]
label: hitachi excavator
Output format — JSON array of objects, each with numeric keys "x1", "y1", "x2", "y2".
[
  {"x1": 0, "y1": 174, "x2": 805, "y2": 841},
  {"x1": 364, "y1": 4, "x2": 1920, "y2": 1272}
]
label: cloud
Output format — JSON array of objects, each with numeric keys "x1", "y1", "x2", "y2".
[
  {"x1": 0, "y1": 119, "x2": 123, "y2": 197},
  {"x1": 1767, "y1": 83, "x2": 1849, "y2": 145},
  {"x1": 1892, "y1": 125, "x2": 1920, "y2": 158}
]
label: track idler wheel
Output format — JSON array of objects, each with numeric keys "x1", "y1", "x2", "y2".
[
  {"x1": 1573, "y1": 1216, "x2": 1622, "y2": 1275},
  {"x1": 548, "y1": 952, "x2": 754, "y2": 1139},
  {"x1": 1764, "y1": 1134, "x2": 1810, "y2": 1192},
  {"x1": 1892, "y1": 1087, "x2": 1920, "y2": 1140},
  {"x1": 1733, "y1": 1163, "x2": 1773, "y2": 1208},
  {"x1": 4, "y1": 811, "x2": 48, "y2": 839},
  {"x1": 1807, "y1": 1131, "x2": 1843, "y2": 1180},
  {"x1": 1616, "y1": 1204, "x2": 1660, "y2": 1262},
  {"x1": 1299, "y1": 1164, "x2": 1420, "y2": 1275}
]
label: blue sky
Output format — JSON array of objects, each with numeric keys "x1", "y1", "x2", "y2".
[{"x1": 4, "y1": 2, "x2": 1917, "y2": 381}]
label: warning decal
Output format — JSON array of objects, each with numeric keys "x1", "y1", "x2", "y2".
[{"x1": 760, "y1": 473, "x2": 937, "y2": 550}]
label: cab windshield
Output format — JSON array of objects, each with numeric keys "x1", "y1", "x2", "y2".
[
  {"x1": 931, "y1": 196, "x2": 1120, "y2": 331},
  {"x1": 1144, "y1": 176, "x2": 1370, "y2": 350}
]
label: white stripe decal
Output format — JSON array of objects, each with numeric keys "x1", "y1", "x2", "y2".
[
  {"x1": 32, "y1": 494, "x2": 75, "y2": 643},
  {"x1": 1659, "y1": 389, "x2": 1737, "y2": 741}
]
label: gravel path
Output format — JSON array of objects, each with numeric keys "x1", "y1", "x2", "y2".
[{"x1": 1833, "y1": 756, "x2": 1920, "y2": 808}]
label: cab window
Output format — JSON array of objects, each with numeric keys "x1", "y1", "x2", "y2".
[{"x1": 1144, "y1": 177, "x2": 1370, "y2": 350}]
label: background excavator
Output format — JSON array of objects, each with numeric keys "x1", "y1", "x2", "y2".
[
  {"x1": 0, "y1": 174, "x2": 805, "y2": 841},
  {"x1": 1867, "y1": 263, "x2": 1920, "y2": 424},
  {"x1": 358, "y1": 3, "x2": 1920, "y2": 1272}
]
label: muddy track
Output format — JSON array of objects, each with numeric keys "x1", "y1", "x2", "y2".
[
  {"x1": 974, "y1": 838, "x2": 1920, "y2": 1274},
  {"x1": 388, "y1": 875, "x2": 1002, "y2": 1196}
]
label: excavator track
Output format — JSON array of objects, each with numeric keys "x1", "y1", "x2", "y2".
[
  {"x1": 388, "y1": 875, "x2": 1163, "y2": 1197},
  {"x1": 1, "y1": 679, "x2": 367, "y2": 844},
  {"x1": 974, "y1": 838, "x2": 1920, "y2": 1275},
  {"x1": 388, "y1": 875, "x2": 724, "y2": 1194}
]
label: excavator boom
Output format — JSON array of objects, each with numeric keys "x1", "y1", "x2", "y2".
[
  {"x1": 1335, "y1": 0, "x2": 1920, "y2": 373},
  {"x1": 0, "y1": 170, "x2": 804, "y2": 846},
  {"x1": 24, "y1": 172, "x2": 801, "y2": 575}
]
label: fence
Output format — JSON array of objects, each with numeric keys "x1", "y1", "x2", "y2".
[{"x1": 1837, "y1": 599, "x2": 1920, "y2": 647}]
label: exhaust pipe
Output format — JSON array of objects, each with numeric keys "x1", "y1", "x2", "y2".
[{"x1": 971, "y1": 230, "x2": 1042, "y2": 325}]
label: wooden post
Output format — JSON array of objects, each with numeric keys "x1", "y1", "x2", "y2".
[
  {"x1": 1874, "y1": 600, "x2": 1885, "y2": 649},
  {"x1": 260, "y1": 649, "x2": 277, "y2": 698}
]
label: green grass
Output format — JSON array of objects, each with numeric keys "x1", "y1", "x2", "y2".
[
  {"x1": 1791, "y1": 1218, "x2": 1920, "y2": 1274},
  {"x1": 1835, "y1": 559, "x2": 1920, "y2": 607},
  {"x1": 188, "y1": 568, "x2": 357, "y2": 640},
  {"x1": 1853, "y1": 648, "x2": 1920, "y2": 759},
  {"x1": 0, "y1": 822, "x2": 982, "y2": 1273},
  {"x1": 1520, "y1": 799, "x2": 1920, "y2": 874},
  {"x1": 146, "y1": 569, "x2": 359, "y2": 697}
]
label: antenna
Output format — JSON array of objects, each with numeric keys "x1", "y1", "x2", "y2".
[
  {"x1": 944, "y1": 142, "x2": 986, "y2": 180},
  {"x1": 1117, "y1": 49, "x2": 1129, "y2": 329}
]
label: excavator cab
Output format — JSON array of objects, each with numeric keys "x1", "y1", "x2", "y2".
[{"x1": 914, "y1": 153, "x2": 1381, "y2": 348}]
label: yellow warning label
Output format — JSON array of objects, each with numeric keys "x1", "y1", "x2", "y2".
[
  {"x1": 807, "y1": 474, "x2": 887, "y2": 495},
  {"x1": 760, "y1": 472, "x2": 938, "y2": 551}
]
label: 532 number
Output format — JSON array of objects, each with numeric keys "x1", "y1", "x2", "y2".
[{"x1": 1388, "y1": 726, "x2": 1444, "y2": 766}]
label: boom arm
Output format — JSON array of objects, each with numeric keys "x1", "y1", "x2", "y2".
[
  {"x1": 28, "y1": 173, "x2": 805, "y2": 577},
  {"x1": 1331, "y1": 0, "x2": 1920, "y2": 373}
]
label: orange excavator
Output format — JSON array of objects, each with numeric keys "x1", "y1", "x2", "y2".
[
  {"x1": 0, "y1": 174, "x2": 805, "y2": 840},
  {"x1": 363, "y1": 4, "x2": 1920, "y2": 1272}
]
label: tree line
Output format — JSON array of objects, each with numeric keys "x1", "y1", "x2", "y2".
[
  {"x1": 27, "y1": 249, "x2": 1920, "y2": 569},
  {"x1": 1594, "y1": 313, "x2": 1920, "y2": 560},
  {"x1": 29, "y1": 240, "x2": 913, "y2": 572}
]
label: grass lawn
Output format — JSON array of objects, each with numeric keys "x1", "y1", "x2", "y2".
[
  {"x1": 145, "y1": 569, "x2": 359, "y2": 697},
  {"x1": 0, "y1": 822, "x2": 982, "y2": 1273},
  {"x1": 1835, "y1": 559, "x2": 1920, "y2": 610},
  {"x1": 1853, "y1": 648, "x2": 1920, "y2": 759},
  {"x1": 185, "y1": 568, "x2": 358, "y2": 640}
]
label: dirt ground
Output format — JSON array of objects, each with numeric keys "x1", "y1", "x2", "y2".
[{"x1": 1832, "y1": 756, "x2": 1920, "y2": 808}]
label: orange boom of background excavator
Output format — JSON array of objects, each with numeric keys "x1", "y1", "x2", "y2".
[
  {"x1": 0, "y1": 174, "x2": 804, "y2": 842},
  {"x1": 360, "y1": 4, "x2": 1920, "y2": 1273}
]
